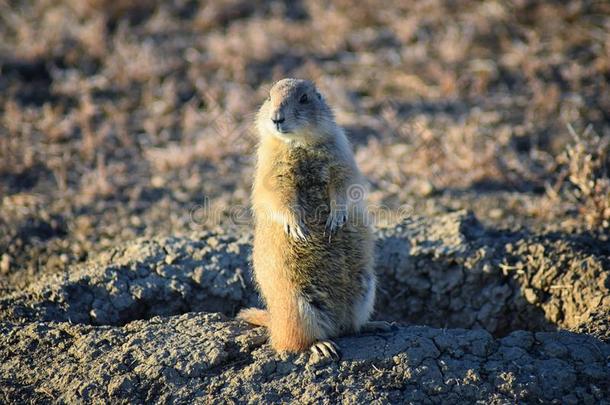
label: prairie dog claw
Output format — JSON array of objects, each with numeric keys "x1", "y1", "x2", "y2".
[
  {"x1": 284, "y1": 216, "x2": 309, "y2": 241},
  {"x1": 310, "y1": 340, "x2": 341, "y2": 360},
  {"x1": 325, "y1": 208, "x2": 347, "y2": 238}
]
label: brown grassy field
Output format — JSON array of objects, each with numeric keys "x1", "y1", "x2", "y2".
[{"x1": 0, "y1": 0, "x2": 609, "y2": 289}]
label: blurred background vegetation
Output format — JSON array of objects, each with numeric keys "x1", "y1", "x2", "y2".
[{"x1": 0, "y1": 0, "x2": 609, "y2": 289}]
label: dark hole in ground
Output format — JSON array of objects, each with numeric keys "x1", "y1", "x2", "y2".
[{"x1": 1, "y1": 214, "x2": 607, "y2": 342}]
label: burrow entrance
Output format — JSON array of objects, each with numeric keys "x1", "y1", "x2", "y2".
[{"x1": 2, "y1": 213, "x2": 608, "y2": 340}]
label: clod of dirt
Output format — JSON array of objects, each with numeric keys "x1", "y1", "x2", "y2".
[{"x1": 1, "y1": 211, "x2": 609, "y2": 402}]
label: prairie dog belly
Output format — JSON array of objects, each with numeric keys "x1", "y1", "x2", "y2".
[{"x1": 253, "y1": 147, "x2": 373, "y2": 333}]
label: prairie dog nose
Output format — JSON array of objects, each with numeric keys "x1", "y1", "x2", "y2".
[{"x1": 271, "y1": 111, "x2": 285, "y2": 124}]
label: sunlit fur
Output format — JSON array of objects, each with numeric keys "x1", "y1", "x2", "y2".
[
  {"x1": 255, "y1": 79, "x2": 338, "y2": 146},
  {"x1": 238, "y1": 78, "x2": 376, "y2": 353}
]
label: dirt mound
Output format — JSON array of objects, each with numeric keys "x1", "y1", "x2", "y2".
[
  {"x1": 376, "y1": 211, "x2": 610, "y2": 339},
  {"x1": 0, "y1": 233, "x2": 258, "y2": 326},
  {"x1": 1, "y1": 211, "x2": 609, "y2": 402}
]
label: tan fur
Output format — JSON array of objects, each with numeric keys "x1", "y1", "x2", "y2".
[
  {"x1": 240, "y1": 78, "x2": 376, "y2": 353},
  {"x1": 236, "y1": 308, "x2": 269, "y2": 327}
]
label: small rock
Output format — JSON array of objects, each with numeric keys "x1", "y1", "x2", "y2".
[
  {"x1": 130, "y1": 215, "x2": 142, "y2": 227},
  {"x1": 541, "y1": 341, "x2": 568, "y2": 357},
  {"x1": 207, "y1": 237, "x2": 219, "y2": 248},
  {"x1": 500, "y1": 330, "x2": 534, "y2": 349},
  {"x1": 260, "y1": 360, "x2": 277, "y2": 376},
  {"x1": 414, "y1": 180, "x2": 435, "y2": 197},
  {"x1": 276, "y1": 361, "x2": 297, "y2": 375},
  {"x1": 0, "y1": 254, "x2": 11, "y2": 274},
  {"x1": 151, "y1": 176, "x2": 165, "y2": 188},
  {"x1": 108, "y1": 375, "x2": 135, "y2": 396},
  {"x1": 488, "y1": 208, "x2": 504, "y2": 219}
]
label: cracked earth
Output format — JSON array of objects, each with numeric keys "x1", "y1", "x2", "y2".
[{"x1": 1, "y1": 211, "x2": 609, "y2": 403}]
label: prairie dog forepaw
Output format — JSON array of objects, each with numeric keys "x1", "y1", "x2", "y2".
[
  {"x1": 325, "y1": 207, "x2": 347, "y2": 238},
  {"x1": 284, "y1": 215, "x2": 309, "y2": 241},
  {"x1": 310, "y1": 340, "x2": 341, "y2": 360}
]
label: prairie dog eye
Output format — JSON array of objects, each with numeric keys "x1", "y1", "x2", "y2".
[{"x1": 299, "y1": 94, "x2": 308, "y2": 104}]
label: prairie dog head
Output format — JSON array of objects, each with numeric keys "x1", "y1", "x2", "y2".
[{"x1": 256, "y1": 78, "x2": 335, "y2": 143}]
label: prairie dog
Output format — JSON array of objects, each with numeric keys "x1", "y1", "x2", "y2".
[{"x1": 238, "y1": 78, "x2": 385, "y2": 359}]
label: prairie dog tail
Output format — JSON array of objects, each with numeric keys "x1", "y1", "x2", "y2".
[
  {"x1": 237, "y1": 300, "x2": 321, "y2": 353},
  {"x1": 237, "y1": 307, "x2": 270, "y2": 327}
]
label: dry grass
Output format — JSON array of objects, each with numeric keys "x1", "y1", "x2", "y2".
[
  {"x1": 0, "y1": 0, "x2": 608, "y2": 279},
  {"x1": 552, "y1": 125, "x2": 610, "y2": 230}
]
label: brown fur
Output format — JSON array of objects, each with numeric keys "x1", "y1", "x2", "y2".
[{"x1": 238, "y1": 78, "x2": 376, "y2": 353}]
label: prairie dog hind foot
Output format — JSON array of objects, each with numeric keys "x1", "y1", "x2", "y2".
[{"x1": 310, "y1": 340, "x2": 341, "y2": 360}]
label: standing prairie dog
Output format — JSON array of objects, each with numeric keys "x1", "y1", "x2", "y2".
[{"x1": 238, "y1": 78, "x2": 387, "y2": 359}]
